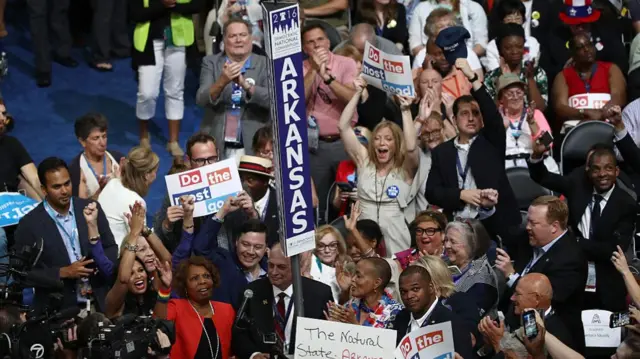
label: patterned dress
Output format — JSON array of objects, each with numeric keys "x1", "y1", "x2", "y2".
[{"x1": 345, "y1": 292, "x2": 404, "y2": 328}]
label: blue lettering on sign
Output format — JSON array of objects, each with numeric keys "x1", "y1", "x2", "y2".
[
  {"x1": 381, "y1": 80, "x2": 414, "y2": 96},
  {"x1": 433, "y1": 353, "x2": 453, "y2": 359},
  {"x1": 171, "y1": 187, "x2": 213, "y2": 205},
  {"x1": 204, "y1": 193, "x2": 239, "y2": 213},
  {"x1": 362, "y1": 61, "x2": 386, "y2": 81}
]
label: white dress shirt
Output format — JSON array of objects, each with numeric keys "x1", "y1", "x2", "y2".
[
  {"x1": 409, "y1": 298, "x2": 439, "y2": 332},
  {"x1": 578, "y1": 186, "x2": 614, "y2": 240},
  {"x1": 273, "y1": 284, "x2": 295, "y2": 350},
  {"x1": 254, "y1": 188, "x2": 270, "y2": 221},
  {"x1": 453, "y1": 137, "x2": 479, "y2": 219}
]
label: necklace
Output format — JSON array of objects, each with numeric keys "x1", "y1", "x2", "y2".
[
  {"x1": 374, "y1": 168, "x2": 391, "y2": 224},
  {"x1": 189, "y1": 300, "x2": 220, "y2": 359}
]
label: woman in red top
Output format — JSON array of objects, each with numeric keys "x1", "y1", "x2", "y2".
[
  {"x1": 154, "y1": 256, "x2": 235, "y2": 359},
  {"x1": 331, "y1": 126, "x2": 372, "y2": 217},
  {"x1": 552, "y1": 33, "x2": 626, "y2": 124}
]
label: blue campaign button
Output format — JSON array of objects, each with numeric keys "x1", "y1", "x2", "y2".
[{"x1": 386, "y1": 185, "x2": 399, "y2": 198}]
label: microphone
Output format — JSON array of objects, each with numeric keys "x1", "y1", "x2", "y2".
[
  {"x1": 234, "y1": 289, "x2": 254, "y2": 327},
  {"x1": 25, "y1": 307, "x2": 80, "y2": 325}
]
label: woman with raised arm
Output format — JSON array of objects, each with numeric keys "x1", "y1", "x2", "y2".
[{"x1": 338, "y1": 76, "x2": 424, "y2": 256}]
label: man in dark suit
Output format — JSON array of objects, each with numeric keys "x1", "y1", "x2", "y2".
[
  {"x1": 426, "y1": 57, "x2": 521, "y2": 245},
  {"x1": 495, "y1": 196, "x2": 587, "y2": 353},
  {"x1": 13, "y1": 157, "x2": 117, "y2": 314},
  {"x1": 392, "y1": 265, "x2": 473, "y2": 359},
  {"x1": 232, "y1": 241, "x2": 333, "y2": 359},
  {"x1": 478, "y1": 273, "x2": 573, "y2": 358},
  {"x1": 528, "y1": 135, "x2": 637, "y2": 313}
]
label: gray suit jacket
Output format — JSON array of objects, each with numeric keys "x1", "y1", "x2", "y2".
[{"x1": 196, "y1": 53, "x2": 271, "y2": 156}]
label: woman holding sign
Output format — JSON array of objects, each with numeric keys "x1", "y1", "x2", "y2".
[{"x1": 338, "y1": 75, "x2": 424, "y2": 257}]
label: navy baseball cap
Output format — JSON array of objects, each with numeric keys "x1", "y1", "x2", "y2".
[{"x1": 435, "y1": 26, "x2": 470, "y2": 66}]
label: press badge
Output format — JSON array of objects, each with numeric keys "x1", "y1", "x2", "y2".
[
  {"x1": 308, "y1": 115, "x2": 319, "y2": 152},
  {"x1": 585, "y1": 261, "x2": 596, "y2": 292}
]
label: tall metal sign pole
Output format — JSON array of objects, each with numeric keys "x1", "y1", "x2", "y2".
[{"x1": 261, "y1": 1, "x2": 316, "y2": 318}]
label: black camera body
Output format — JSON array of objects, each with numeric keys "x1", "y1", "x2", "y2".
[{"x1": 80, "y1": 315, "x2": 175, "y2": 359}]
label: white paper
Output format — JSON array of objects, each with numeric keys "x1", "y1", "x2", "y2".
[
  {"x1": 164, "y1": 159, "x2": 243, "y2": 218},
  {"x1": 394, "y1": 321, "x2": 455, "y2": 359},
  {"x1": 294, "y1": 317, "x2": 396, "y2": 359},
  {"x1": 568, "y1": 93, "x2": 611, "y2": 110},
  {"x1": 362, "y1": 41, "x2": 415, "y2": 97},
  {"x1": 582, "y1": 310, "x2": 622, "y2": 348}
]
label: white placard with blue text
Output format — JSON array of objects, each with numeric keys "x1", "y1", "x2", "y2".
[
  {"x1": 262, "y1": 2, "x2": 316, "y2": 257},
  {"x1": 0, "y1": 193, "x2": 39, "y2": 228},
  {"x1": 295, "y1": 317, "x2": 397, "y2": 359},
  {"x1": 362, "y1": 41, "x2": 415, "y2": 97},
  {"x1": 164, "y1": 159, "x2": 242, "y2": 218},
  {"x1": 395, "y1": 321, "x2": 455, "y2": 359}
]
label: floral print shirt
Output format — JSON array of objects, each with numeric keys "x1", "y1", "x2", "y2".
[
  {"x1": 345, "y1": 292, "x2": 403, "y2": 328},
  {"x1": 483, "y1": 63, "x2": 549, "y2": 106}
]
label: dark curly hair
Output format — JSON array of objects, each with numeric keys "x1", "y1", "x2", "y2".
[{"x1": 172, "y1": 256, "x2": 220, "y2": 298}]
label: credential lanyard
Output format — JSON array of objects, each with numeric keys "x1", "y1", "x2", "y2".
[
  {"x1": 507, "y1": 110, "x2": 527, "y2": 132},
  {"x1": 579, "y1": 63, "x2": 598, "y2": 93},
  {"x1": 82, "y1": 153, "x2": 107, "y2": 181},
  {"x1": 273, "y1": 296, "x2": 294, "y2": 335},
  {"x1": 456, "y1": 152, "x2": 471, "y2": 187},
  {"x1": 43, "y1": 200, "x2": 81, "y2": 261}
]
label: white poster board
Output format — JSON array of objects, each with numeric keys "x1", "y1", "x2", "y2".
[
  {"x1": 568, "y1": 93, "x2": 611, "y2": 109},
  {"x1": 582, "y1": 310, "x2": 621, "y2": 348},
  {"x1": 395, "y1": 322, "x2": 455, "y2": 359},
  {"x1": 164, "y1": 159, "x2": 243, "y2": 217},
  {"x1": 362, "y1": 41, "x2": 415, "y2": 97},
  {"x1": 294, "y1": 317, "x2": 396, "y2": 359}
]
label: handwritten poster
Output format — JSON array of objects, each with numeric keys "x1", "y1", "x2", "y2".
[
  {"x1": 395, "y1": 322, "x2": 455, "y2": 359},
  {"x1": 294, "y1": 317, "x2": 396, "y2": 359},
  {"x1": 164, "y1": 159, "x2": 243, "y2": 218},
  {"x1": 362, "y1": 41, "x2": 415, "y2": 97}
]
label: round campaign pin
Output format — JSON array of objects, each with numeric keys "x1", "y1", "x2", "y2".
[
  {"x1": 595, "y1": 42, "x2": 604, "y2": 51},
  {"x1": 565, "y1": 41, "x2": 570, "y2": 49},
  {"x1": 532, "y1": 11, "x2": 540, "y2": 20},
  {"x1": 386, "y1": 185, "x2": 400, "y2": 199},
  {"x1": 245, "y1": 78, "x2": 256, "y2": 87},
  {"x1": 531, "y1": 19, "x2": 539, "y2": 28}
]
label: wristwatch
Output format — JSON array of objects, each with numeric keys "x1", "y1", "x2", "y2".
[
  {"x1": 469, "y1": 73, "x2": 479, "y2": 83},
  {"x1": 141, "y1": 227, "x2": 152, "y2": 238},
  {"x1": 124, "y1": 243, "x2": 139, "y2": 253},
  {"x1": 324, "y1": 75, "x2": 335, "y2": 85}
]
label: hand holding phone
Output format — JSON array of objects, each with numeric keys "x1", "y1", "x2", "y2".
[
  {"x1": 523, "y1": 310, "x2": 539, "y2": 339},
  {"x1": 532, "y1": 131, "x2": 553, "y2": 160},
  {"x1": 610, "y1": 311, "x2": 631, "y2": 328}
]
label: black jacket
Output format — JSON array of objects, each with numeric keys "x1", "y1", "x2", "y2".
[
  {"x1": 528, "y1": 157, "x2": 637, "y2": 312},
  {"x1": 231, "y1": 277, "x2": 333, "y2": 359},
  {"x1": 426, "y1": 84, "x2": 521, "y2": 244},
  {"x1": 391, "y1": 302, "x2": 474, "y2": 359},
  {"x1": 13, "y1": 198, "x2": 118, "y2": 314},
  {"x1": 68, "y1": 150, "x2": 125, "y2": 197}
]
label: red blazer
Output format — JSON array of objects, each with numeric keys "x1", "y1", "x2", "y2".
[{"x1": 167, "y1": 299, "x2": 235, "y2": 359}]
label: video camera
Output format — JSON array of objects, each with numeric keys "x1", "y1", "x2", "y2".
[
  {"x1": 79, "y1": 314, "x2": 175, "y2": 359},
  {"x1": 0, "y1": 240, "x2": 45, "y2": 309}
]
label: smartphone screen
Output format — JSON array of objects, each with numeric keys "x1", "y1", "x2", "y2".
[
  {"x1": 523, "y1": 310, "x2": 538, "y2": 339},
  {"x1": 539, "y1": 131, "x2": 554, "y2": 147},
  {"x1": 610, "y1": 311, "x2": 631, "y2": 328}
]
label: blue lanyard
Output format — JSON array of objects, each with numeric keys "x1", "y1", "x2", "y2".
[
  {"x1": 82, "y1": 153, "x2": 107, "y2": 181},
  {"x1": 456, "y1": 152, "x2": 470, "y2": 186},
  {"x1": 273, "y1": 295, "x2": 294, "y2": 334},
  {"x1": 226, "y1": 56, "x2": 252, "y2": 107},
  {"x1": 43, "y1": 199, "x2": 81, "y2": 261},
  {"x1": 452, "y1": 263, "x2": 472, "y2": 284},
  {"x1": 579, "y1": 63, "x2": 598, "y2": 93},
  {"x1": 507, "y1": 109, "x2": 527, "y2": 140}
]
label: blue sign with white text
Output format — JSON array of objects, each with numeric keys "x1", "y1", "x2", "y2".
[
  {"x1": 0, "y1": 193, "x2": 39, "y2": 228},
  {"x1": 262, "y1": 2, "x2": 316, "y2": 256}
]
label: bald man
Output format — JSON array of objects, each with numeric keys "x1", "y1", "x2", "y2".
[
  {"x1": 478, "y1": 273, "x2": 574, "y2": 358},
  {"x1": 333, "y1": 23, "x2": 402, "y2": 56}
]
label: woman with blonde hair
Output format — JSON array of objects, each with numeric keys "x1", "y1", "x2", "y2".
[
  {"x1": 311, "y1": 225, "x2": 348, "y2": 302},
  {"x1": 339, "y1": 75, "x2": 427, "y2": 257},
  {"x1": 99, "y1": 146, "x2": 160, "y2": 247}
]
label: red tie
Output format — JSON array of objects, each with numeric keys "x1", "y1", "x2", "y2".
[{"x1": 275, "y1": 293, "x2": 287, "y2": 341}]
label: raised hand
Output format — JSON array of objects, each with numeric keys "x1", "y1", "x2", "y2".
[
  {"x1": 531, "y1": 133, "x2": 550, "y2": 159},
  {"x1": 611, "y1": 245, "x2": 630, "y2": 275},
  {"x1": 335, "y1": 260, "x2": 352, "y2": 292},
  {"x1": 83, "y1": 202, "x2": 99, "y2": 227},
  {"x1": 126, "y1": 201, "x2": 146, "y2": 236},
  {"x1": 155, "y1": 259, "x2": 172, "y2": 289},
  {"x1": 495, "y1": 248, "x2": 515, "y2": 277},
  {"x1": 455, "y1": 58, "x2": 475, "y2": 80},
  {"x1": 343, "y1": 200, "x2": 362, "y2": 232},
  {"x1": 179, "y1": 195, "x2": 195, "y2": 216},
  {"x1": 353, "y1": 76, "x2": 367, "y2": 93},
  {"x1": 222, "y1": 62, "x2": 242, "y2": 84},
  {"x1": 478, "y1": 316, "x2": 505, "y2": 352},
  {"x1": 166, "y1": 205, "x2": 184, "y2": 224}
]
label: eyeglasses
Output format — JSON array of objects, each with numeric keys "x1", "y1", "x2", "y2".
[
  {"x1": 415, "y1": 228, "x2": 442, "y2": 236},
  {"x1": 258, "y1": 150, "x2": 273, "y2": 158},
  {"x1": 318, "y1": 242, "x2": 339, "y2": 251},
  {"x1": 503, "y1": 89, "x2": 525, "y2": 100},
  {"x1": 423, "y1": 129, "x2": 443, "y2": 140},
  {"x1": 191, "y1": 156, "x2": 219, "y2": 166}
]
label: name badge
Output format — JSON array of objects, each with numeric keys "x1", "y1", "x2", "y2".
[
  {"x1": 585, "y1": 261, "x2": 596, "y2": 292},
  {"x1": 386, "y1": 185, "x2": 399, "y2": 198}
]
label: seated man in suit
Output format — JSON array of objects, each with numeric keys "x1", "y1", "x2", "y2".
[
  {"x1": 393, "y1": 265, "x2": 473, "y2": 359},
  {"x1": 14, "y1": 157, "x2": 118, "y2": 314},
  {"x1": 426, "y1": 57, "x2": 521, "y2": 245},
  {"x1": 232, "y1": 241, "x2": 334, "y2": 359},
  {"x1": 477, "y1": 273, "x2": 573, "y2": 358},
  {"x1": 528, "y1": 136, "x2": 637, "y2": 314},
  {"x1": 495, "y1": 196, "x2": 587, "y2": 353}
]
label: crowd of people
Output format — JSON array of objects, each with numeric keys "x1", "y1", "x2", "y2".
[{"x1": 4, "y1": 0, "x2": 640, "y2": 358}]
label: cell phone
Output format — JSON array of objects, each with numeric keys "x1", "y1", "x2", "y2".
[
  {"x1": 610, "y1": 311, "x2": 631, "y2": 328},
  {"x1": 336, "y1": 182, "x2": 355, "y2": 192},
  {"x1": 538, "y1": 131, "x2": 554, "y2": 148},
  {"x1": 522, "y1": 310, "x2": 539, "y2": 339},
  {"x1": 448, "y1": 265, "x2": 462, "y2": 276}
]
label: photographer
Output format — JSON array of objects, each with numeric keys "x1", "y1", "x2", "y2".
[{"x1": 105, "y1": 201, "x2": 173, "y2": 319}]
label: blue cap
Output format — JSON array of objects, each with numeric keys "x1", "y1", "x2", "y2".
[{"x1": 435, "y1": 26, "x2": 470, "y2": 66}]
